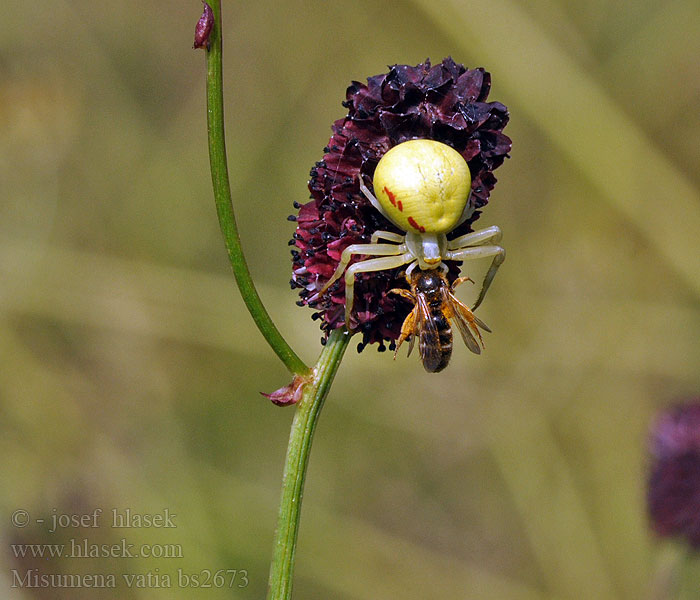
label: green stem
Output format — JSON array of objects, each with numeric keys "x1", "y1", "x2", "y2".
[
  {"x1": 267, "y1": 328, "x2": 351, "y2": 600},
  {"x1": 204, "y1": 0, "x2": 308, "y2": 375}
]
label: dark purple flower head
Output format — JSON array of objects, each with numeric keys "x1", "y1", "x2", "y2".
[
  {"x1": 648, "y1": 401, "x2": 700, "y2": 549},
  {"x1": 290, "y1": 58, "x2": 511, "y2": 350}
]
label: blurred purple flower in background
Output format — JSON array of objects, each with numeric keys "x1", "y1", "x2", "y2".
[{"x1": 648, "y1": 401, "x2": 700, "y2": 548}]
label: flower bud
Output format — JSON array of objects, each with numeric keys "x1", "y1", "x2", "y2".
[
  {"x1": 261, "y1": 374, "x2": 310, "y2": 407},
  {"x1": 193, "y1": 2, "x2": 214, "y2": 50}
]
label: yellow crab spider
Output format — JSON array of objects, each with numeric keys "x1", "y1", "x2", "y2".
[{"x1": 316, "y1": 139, "x2": 505, "y2": 330}]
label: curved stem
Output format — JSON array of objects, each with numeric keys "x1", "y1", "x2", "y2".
[
  {"x1": 204, "y1": 0, "x2": 308, "y2": 375},
  {"x1": 267, "y1": 328, "x2": 351, "y2": 599}
]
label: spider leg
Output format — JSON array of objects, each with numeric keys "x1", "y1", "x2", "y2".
[
  {"x1": 445, "y1": 245, "x2": 505, "y2": 311},
  {"x1": 314, "y1": 242, "x2": 405, "y2": 299},
  {"x1": 405, "y1": 260, "x2": 420, "y2": 280},
  {"x1": 447, "y1": 225, "x2": 502, "y2": 250},
  {"x1": 359, "y1": 179, "x2": 391, "y2": 220},
  {"x1": 343, "y1": 252, "x2": 413, "y2": 330},
  {"x1": 371, "y1": 230, "x2": 404, "y2": 244}
]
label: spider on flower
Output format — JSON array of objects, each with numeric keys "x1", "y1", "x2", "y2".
[{"x1": 314, "y1": 138, "x2": 505, "y2": 332}]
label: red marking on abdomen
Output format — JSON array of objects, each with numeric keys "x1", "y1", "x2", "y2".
[
  {"x1": 383, "y1": 186, "x2": 397, "y2": 207},
  {"x1": 397, "y1": 200, "x2": 403, "y2": 212},
  {"x1": 408, "y1": 217, "x2": 425, "y2": 233}
]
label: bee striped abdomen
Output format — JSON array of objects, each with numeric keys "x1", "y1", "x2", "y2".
[{"x1": 421, "y1": 296, "x2": 453, "y2": 373}]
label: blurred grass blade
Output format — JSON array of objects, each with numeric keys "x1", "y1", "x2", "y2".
[
  {"x1": 408, "y1": 0, "x2": 700, "y2": 298},
  {"x1": 193, "y1": 463, "x2": 571, "y2": 600},
  {"x1": 488, "y1": 412, "x2": 618, "y2": 598}
]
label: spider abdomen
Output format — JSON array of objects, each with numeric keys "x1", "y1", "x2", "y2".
[{"x1": 372, "y1": 140, "x2": 471, "y2": 235}]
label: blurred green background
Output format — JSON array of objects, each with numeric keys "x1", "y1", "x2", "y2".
[{"x1": 1, "y1": 1, "x2": 699, "y2": 598}]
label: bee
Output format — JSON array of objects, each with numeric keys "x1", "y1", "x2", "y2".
[{"x1": 390, "y1": 269, "x2": 491, "y2": 373}]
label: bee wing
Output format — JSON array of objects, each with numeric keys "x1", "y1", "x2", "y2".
[
  {"x1": 415, "y1": 292, "x2": 444, "y2": 367},
  {"x1": 472, "y1": 315, "x2": 491, "y2": 333},
  {"x1": 441, "y1": 288, "x2": 483, "y2": 355}
]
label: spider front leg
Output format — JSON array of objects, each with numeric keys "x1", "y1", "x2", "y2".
[
  {"x1": 446, "y1": 243, "x2": 505, "y2": 311},
  {"x1": 371, "y1": 230, "x2": 404, "y2": 244},
  {"x1": 343, "y1": 253, "x2": 414, "y2": 330},
  {"x1": 359, "y1": 178, "x2": 387, "y2": 218},
  {"x1": 447, "y1": 225, "x2": 502, "y2": 250},
  {"x1": 314, "y1": 240, "x2": 406, "y2": 299}
]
